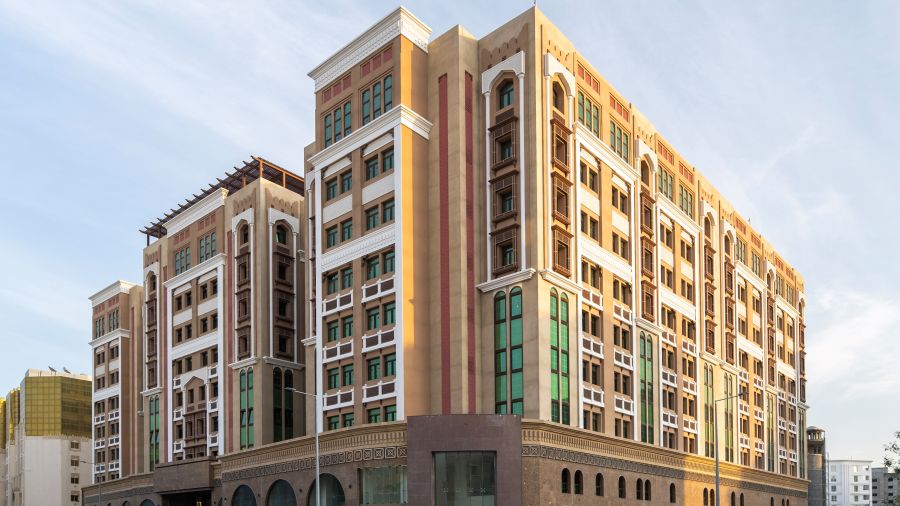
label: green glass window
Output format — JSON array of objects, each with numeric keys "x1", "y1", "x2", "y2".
[
  {"x1": 368, "y1": 408, "x2": 381, "y2": 424},
  {"x1": 373, "y1": 82, "x2": 382, "y2": 119},
  {"x1": 609, "y1": 121, "x2": 629, "y2": 161},
  {"x1": 324, "y1": 114, "x2": 332, "y2": 148},
  {"x1": 341, "y1": 172, "x2": 352, "y2": 193},
  {"x1": 342, "y1": 364, "x2": 354, "y2": 386},
  {"x1": 384, "y1": 353, "x2": 396, "y2": 377},
  {"x1": 382, "y1": 199, "x2": 395, "y2": 222},
  {"x1": 367, "y1": 307, "x2": 381, "y2": 330},
  {"x1": 366, "y1": 207, "x2": 379, "y2": 230},
  {"x1": 326, "y1": 226, "x2": 338, "y2": 247},
  {"x1": 341, "y1": 220, "x2": 353, "y2": 241},
  {"x1": 494, "y1": 291, "x2": 507, "y2": 414},
  {"x1": 383, "y1": 75, "x2": 393, "y2": 112},
  {"x1": 343, "y1": 101, "x2": 352, "y2": 137},
  {"x1": 366, "y1": 257, "x2": 380, "y2": 280},
  {"x1": 326, "y1": 179, "x2": 338, "y2": 200},
  {"x1": 326, "y1": 272, "x2": 338, "y2": 294},
  {"x1": 383, "y1": 251, "x2": 395, "y2": 273},
  {"x1": 367, "y1": 357, "x2": 381, "y2": 381},
  {"x1": 341, "y1": 268, "x2": 353, "y2": 289},
  {"x1": 383, "y1": 301, "x2": 396, "y2": 325},
  {"x1": 333, "y1": 107, "x2": 342, "y2": 142},
  {"x1": 327, "y1": 368, "x2": 339, "y2": 389},
  {"x1": 327, "y1": 321, "x2": 339, "y2": 342},
  {"x1": 382, "y1": 149, "x2": 394, "y2": 172},
  {"x1": 343, "y1": 412, "x2": 354, "y2": 427},
  {"x1": 499, "y1": 81, "x2": 514, "y2": 109},
  {"x1": 328, "y1": 415, "x2": 340, "y2": 430},
  {"x1": 342, "y1": 316, "x2": 354, "y2": 338},
  {"x1": 362, "y1": 89, "x2": 371, "y2": 125},
  {"x1": 365, "y1": 157, "x2": 379, "y2": 180},
  {"x1": 384, "y1": 404, "x2": 397, "y2": 421},
  {"x1": 639, "y1": 332, "x2": 655, "y2": 444}
]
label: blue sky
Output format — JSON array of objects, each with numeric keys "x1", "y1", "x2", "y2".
[{"x1": 1, "y1": 1, "x2": 897, "y2": 461}]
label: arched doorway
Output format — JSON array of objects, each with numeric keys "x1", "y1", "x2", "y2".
[
  {"x1": 266, "y1": 480, "x2": 297, "y2": 506},
  {"x1": 233, "y1": 485, "x2": 257, "y2": 506},
  {"x1": 306, "y1": 474, "x2": 345, "y2": 506}
]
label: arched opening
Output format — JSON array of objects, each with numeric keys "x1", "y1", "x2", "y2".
[
  {"x1": 703, "y1": 489, "x2": 709, "y2": 506},
  {"x1": 704, "y1": 216, "x2": 712, "y2": 238},
  {"x1": 240, "y1": 223, "x2": 250, "y2": 245},
  {"x1": 636, "y1": 478, "x2": 644, "y2": 500},
  {"x1": 498, "y1": 80, "x2": 514, "y2": 110},
  {"x1": 561, "y1": 468, "x2": 571, "y2": 493},
  {"x1": 731, "y1": 491, "x2": 736, "y2": 506},
  {"x1": 232, "y1": 485, "x2": 257, "y2": 506},
  {"x1": 669, "y1": 483, "x2": 676, "y2": 503},
  {"x1": 275, "y1": 224, "x2": 288, "y2": 245},
  {"x1": 725, "y1": 234, "x2": 732, "y2": 255},
  {"x1": 139, "y1": 501, "x2": 155, "y2": 506},
  {"x1": 574, "y1": 470, "x2": 583, "y2": 495},
  {"x1": 740, "y1": 493, "x2": 745, "y2": 506},
  {"x1": 644, "y1": 480, "x2": 651, "y2": 501},
  {"x1": 710, "y1": 490, "x2": 715, "y2": 505},
  {"x1": 641, "y1": 159, "x2": 651, "y2": 186},
  {"x1": 307, "y1": 474, "x2": 345, "y2": 506},
  {"x1": 595, "y1": 473, "x2": 604, "y2": 496},
  {"x1": 266, "y1": 479, "x2": 297, "y2": 506},
  {"x1": 552, "y1": 82, "x2": 565, "y2": 112},
  {"x1": 123, "y1": 502, "x2": 132, "y2": 506},
  {"x1": 618, "y1": 476, "x2": 626, "y2": 498}
]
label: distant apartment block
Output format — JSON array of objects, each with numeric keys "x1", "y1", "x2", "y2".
[
  {"x1": 872, "y1": 466, "x2": 899, "y2": 505},
  {"x1": 828, "y1": 459, "x2": 872, "y2": 506}
]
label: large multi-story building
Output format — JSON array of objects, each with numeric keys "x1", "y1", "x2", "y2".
[
  {"x1": 0, "y1": 369, "x2": 93, "y2": 506},
  {"x1": 84, "y1": 6, "x2": 810, "y2": 506},
  {"x1": 827, "y1": 459, "x2": 872, "y2": 506},
  {"x1": 872, "y1": 467, "x2": 899, "y2": 505}
]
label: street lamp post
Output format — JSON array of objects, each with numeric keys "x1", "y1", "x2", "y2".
[
  {"x1": 287, "y1": 387, "x2": 322, "y2": 506},
  {"x1": 714, "y1": 387, "x2": 748, "y2": 506},
  {"x1": 79, "y1": 459, "x2": 100, "y2": 506}
]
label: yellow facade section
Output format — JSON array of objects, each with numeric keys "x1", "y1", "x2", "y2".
[{"x1": 21, "y1": 375, "x2": 92, "y2": 438}]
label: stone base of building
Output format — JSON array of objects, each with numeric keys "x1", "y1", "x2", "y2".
[{"x1": 82, "y1": 415, "x2": 808, "y2": 506}]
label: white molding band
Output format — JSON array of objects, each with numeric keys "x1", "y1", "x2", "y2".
[
  {"x1": 164, "y1": 188, "x2": 228, "y2": 237},
  {"x1": 308, "y1": 7, "x2": 432, "y2": 92}
]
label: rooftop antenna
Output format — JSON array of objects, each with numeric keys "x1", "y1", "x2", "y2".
[
  {"x1": 63, "y1": 367, "x2": 71, "y2": 374},
  {"x1": 48, "y1": 366, "x2": 57, "y2": 372}
]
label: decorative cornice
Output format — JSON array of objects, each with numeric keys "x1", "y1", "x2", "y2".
[
  {"x1": 476, "y1": 268, "x2": 536, "y2": 293},
  {"x1": 540, "y1": 268, "x2": 583, "y2": 295},
  {"x1": 89, "y1": 280, "x2": 137, "y2": 306},
  {"x1": 308, "y1": 6, "x2": 432, "y2": 92},
  {"x1": 319, "y1": 223, "x2": 396, "y2": 272},
  {"x1": 162, "y1": 254, "x2": 224, "y2": 290},
  {"x1": 163, "y1": 187, "x2": 228, "y2": 237}
]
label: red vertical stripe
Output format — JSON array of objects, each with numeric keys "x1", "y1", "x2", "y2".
[
  {"x1": 226, "y1": 230, "x2": 234, "y2": 453},
  {"x1": 439, "y1": 74, "x2": 451, "y2": 414},
  {"x1": 465, "y1": 72, "x2": 476, "y2": 414}
]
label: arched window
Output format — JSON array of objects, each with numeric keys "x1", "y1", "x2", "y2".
[
  {"x1": 307, "y1": 474, "x2": 345, "y2": 506},
  {"x1": 725, "y1": 235, "x2": 732, "y2": 255},
  {"x1": 669, "y1": 483, "x2": 676, "y2": 503},
  {"x1": 139, "y1": 501, "x2": 155, "y2": 506},
  {"x1": 781, "y1": 500, "x2": 785, "y2": 506},
  {"x1": 266, "y1": 479, "x2": 297, "y2": 506},
  {"x1": 232, "y1": 485, "x2": 257, "y2": 506},
  {"x1": 498, "y1": 80, "x2": 514, "y2": 109},
  {"x1": 705, "y1": 217, "x2": 712, "y2": 238},
  {"x1": 731, "y1": 491, "x2": 736, "y2": 506},
  {"x1": 645, "y1": 480, "x2": 651, "y2": 501},
  {"x1": 710, "y1": 490, "x2": 715, "y2": 505},
  {"x1": 561, "y1": 469, "x2": 571, "y2": 494},
  {"x1": 703, "y1": 489, "x2": 709, "y2": 506},
  {"x1": 574, "y1": 470, "x2": 583, "y2": 495},
  {"x1": 240, "y1": 368, "x2": 255, "y2": 449},
  {"x1": 275, "y1": 224, "x2": 288, "y2": 245},
  {"x1": 595, "y1": 473, "x2": 604, "y2": 496},
  {"x1": 740, "y1": 493, "x2": 745, "y2": 506},
  {"x1": 508, "y1": 287, "x2": 523, "y2": 415},
  {"x1": 618, "y1": 476, "x2": 626, "y2": 498},
  {"x1": 770, "y1": 499, "x2": 774, "y2": 506},
  {"x1": 240, "y1": 223, "x2": 250, "y2": 245},
  {"x1": 552, "y1": 82, "x2": 565, "y2": 112},
  {"x1": 641, "y1": 160, "x2": 651, "y2": 186},
  {"x1": 636, "y1": 479, "x2": 644, "y2": 500},
  {"x1": 550, "y1": 289, "x2": 560, "y2": 422}
]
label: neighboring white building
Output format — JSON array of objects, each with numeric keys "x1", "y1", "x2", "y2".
[
  {"x1": 827, "y1": 459, "x2": 872, "y2": 506},
  {"x1": 872, "y1": 467, "x2": 899, "y2": 506}
]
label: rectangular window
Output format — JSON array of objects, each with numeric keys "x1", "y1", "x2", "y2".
[
  {"x1": 384, "y1": 404, "x2": 397, "y2": 421},
  {"x1": 342, "y1": 364, "x2": 354, "y2": 386},
  {"x1": 382, "y1": 199, "x2": 395, "y2": 222},
  {"x1": 679, "y1": 184, "x2": 695, "y2": 218},
  {"x1": 382, "y1": 149, "x2": 394, "y2": 173},
  {"x1": 323, "y1": 100, "x2": 350, "y2": 147},
  {"x1": 327, "y1": 321, "x2": 339, "y2": 342},
  {"x1": 367, "y1": 307, "x2": 381, "y2": 330},
  {"x1": 366, "y1": 257, "x2": 380, "y2": 280},
  {"x1": 384, "y1": 353, "x2": 396, "y2": 376},
  {"x1": 341, "y1": 268, "x2": 353, "y2": 289},
  {"x1": 340, "y1": 171, "x2": 352, "y2": 193},
  {"x1": 383, "y1": 301, "x2": 396, "y2": 325},
  {"x1": 383, "y1": 251, "x2": 395, "y2": 273},
  {"x1": 341, "y1": 220, "x2": 353, "y2": 242},
  {"x1": 366, "y1": 207, "x2": 379, "y2": 230},
  {"x1": 365, "y1": 157, "x2": 379, "y2": 180},
  {"x1": 326, "y1": 226, "x2": 338, "y2": 248},
  {"x1": 367, "y1": 357, "x2": 381, "y2": 381},
  {"x1": 326, "y1": 179, "x2": 338, "y2": 201},
  {"x1": 342, "y1": 316, "x2": 354, "y2": 338},
  {"x1": 609, "y1": 121, "x2": 630, "y2": 161}
]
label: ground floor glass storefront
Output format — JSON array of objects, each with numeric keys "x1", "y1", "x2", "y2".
[{"x1": 434, "y1": 451, "x2": 497, "y2": 506}]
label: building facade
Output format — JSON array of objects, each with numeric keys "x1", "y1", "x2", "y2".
[
  {"x1": 827, "y1": 459, "x2": 871, "y2": 506},
  {"x1": 84, "y1": 6, "x2": 810, "y2": 506},
  {"x1": 872, "y1": 467, "x2": 899, "y2": 505},
  {"x1": 0, "y1": 369, "x2": 92, "y2": 506},
  {"x1": 806, "y1": 426, "x2": 827, "y2": 506}
]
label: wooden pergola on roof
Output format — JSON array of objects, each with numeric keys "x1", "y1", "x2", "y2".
[{"x1": 140, "y1": 156, "x2": 304, "y2": 242}]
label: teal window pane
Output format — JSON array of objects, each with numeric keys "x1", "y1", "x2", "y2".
[
  {"x1": 511, "y1": 348, "x2": 522, "y2": 370},
  {"x1": 494, "y1": 323, "x2": 506, "y2": 349},
  {"x1": 495, "y1": 375, "x2": 507, "y2": 402},
  {"x1": 496, "y1": 351, "x2": 507, "y2": 374},
  {"x1": 509, "y1": 319, "x2": 522, "y2": 346},
  {"x1": 510, "y1": 372, "x2": 523, "y2": 399},
  {"x1": 551, "y1": 373, "x2": 559, "y2": 400}
]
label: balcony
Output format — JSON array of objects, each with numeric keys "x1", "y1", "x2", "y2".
[
  {"x1": 778, "y1": 448, "x2": 788, "y2": 459},
  {"x1": 754, "y1": 377, "x2": 765, "y2": 390},
  {"x1": 209, "y1": 434, "x2": 219, "y2": 447},
  {"x1": 362, "y1": 380, "x2": 397, "y2": 403},
  {"x1": 613, "y1": 304, "x2": 633, "y2": 322},
  {"x1": 108, "y1": 461, "x2": 120, "y2": 472},
  {"x1": 682, "y1": 339, "x2": 697, "y2": 355},
  {"x1": 583, "y1": 385, "x2": 605, "y2": 407},
  {"x1": 94, "y1": 439, "x2": 106, "y2": 449},
  {"x1": 661, "y1": 329, "x2": 677, "y2": 346},
  {"x1": 661, "y1": 368, "x2": 678, "y2": 388},
  {"x1": 739, "y1": 435, "x2": 750, "y2": 448},
  {"x1": 322, "y1": 291, "x2": 353, "y2": 316},
  {"x1": 789, "y1": 451, "x2": 798, "y2": 461},
  {"x1": 755, "y1": 440, "x2": 766, "y2": 453},
  {"x1": 173, "y1": 376, "x2": 182, "y2": 388},
  {"x1": 174, "y1": 440, "x2": 184, "y2": 453},
  {"x1": 324, "y1": 389, "x2": 354, "y2": 410},
  {"x1": 682, "y1": 377, "x2": 698, "y2": 394},
  {"x1": 208, "y1": 399, "x2": 219, "y2": 412},
  {"x1": 754, "y1": 407, "x2": 765, "y2": 421},
  {"x1": 581, "y1": 333, "x2": 604, "y2": 359},
  {"x1": 683, "y1": 417, "x2": 698, "y2": 433},
  {"x1": 361, "y1": 329, "x2": 396, "y2": 353},
  {"x1": 94, "y1": 414, "x2": 106, "y2": 424},
  {"x1": 582, "y1": 288, "x2": 602, "y2": 308},
  {"x1": 323, "y1": 340, "x2": 353, "y2": 364},
  {"x1": 94, "y1": 464, "x2": 105, "y2": 474},
  {"x1": 738, "y1": 402, "x2": 750, "y2": 416},
  {"x1": 662, "y1": 410, "x2": 678, "y2": 428},
  {"x1": 613, "y1": 349, "x2": 634, "y2": 370},
  {"x1": 108, "y1": 409, "x2": 120, "y2": 421},
  {"x1": 209, "y1": 365, "x2": 218, "y2": 378},
  {"x1": 614, "y1": 395, "x2": 634, "y2": 415},
  {"x1": 778, "y1": 419, "x2": 787, "y2": 431},
  {"x1": 108, "y1": 436, "x2": 120, "y2": 447},
  {"x1": 173, "y1": 408, "x2": 183, "y2": 421},
  {"x1": 739, "y1": 370, "x2": 749, "y2": 383},
  {"x1": 361, "y1": 276, "x2": 395, "y2": 303}
]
